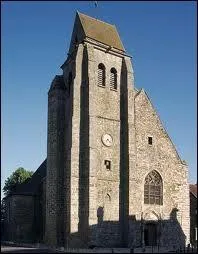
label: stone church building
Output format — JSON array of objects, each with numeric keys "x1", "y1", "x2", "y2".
[{"x1": 3, "y1": 12, "x2": 190, "y2": 250}]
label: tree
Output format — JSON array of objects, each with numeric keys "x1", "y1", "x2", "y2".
[{"x1": 3, "y1": 167, "x2": 34, "y2": 196}]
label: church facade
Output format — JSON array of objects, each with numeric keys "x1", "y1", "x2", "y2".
[{"x1": 3, "y1": 12, "x2": 190, "y2": 250}]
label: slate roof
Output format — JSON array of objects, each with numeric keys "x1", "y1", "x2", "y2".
[
  {"x1": 12, "y1": 159, "x2": 47, "y2": 195},
  {"x1": 190, "y1": 184, "x2": 197, "y2": 198},
  {"x1": 77, "y1": 12, "x2": 125, "y2": 51}
]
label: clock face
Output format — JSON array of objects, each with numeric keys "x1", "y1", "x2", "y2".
[{"x1": 102, "y1": 134, "x2": 113, "y2": 147}]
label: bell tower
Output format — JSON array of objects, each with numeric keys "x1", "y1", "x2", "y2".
[{"x1": 45, "y1": 11, "x2": 136, "y2": 248}]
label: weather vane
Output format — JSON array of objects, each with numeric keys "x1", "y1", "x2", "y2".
[
  {"x1": 93, "y1": 1, "x2": 98, "y2": 20},
  {"x1": 94, "y1": 1, "x2": 98, "y2": 7}
]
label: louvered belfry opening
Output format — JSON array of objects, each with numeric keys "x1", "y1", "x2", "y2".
[
  {"x1": 98, "y1": 63, "x2": 106, "y2": 87},
  {"x1": 144, "y1": 170, "x2": 163, "y2": 205},
  {"x1": 110, "y1": 68, "x2": 117, "y2": 90}
]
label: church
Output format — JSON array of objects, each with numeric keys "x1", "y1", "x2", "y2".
[{"x1": 3, "y1": 12, "x2": 190, "y2": 250}]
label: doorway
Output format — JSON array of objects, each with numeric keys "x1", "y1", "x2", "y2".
[{"x1": 144, "y1": 222, "x2": 157, "y2": 246}]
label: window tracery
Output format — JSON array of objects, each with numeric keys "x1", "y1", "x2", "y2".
[{"x1": 144, "y1": 170, "x2": 163, "y2": 205}]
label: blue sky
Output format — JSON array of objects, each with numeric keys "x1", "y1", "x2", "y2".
[{"x1": 1, "y1": 1, "x2": 197, "y2": 197}]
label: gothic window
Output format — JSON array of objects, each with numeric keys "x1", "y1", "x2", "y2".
[
  {"x1": 144, "y1": 170, "x2": 163, "y2": 205},
  {"x1": 98, "y1": 63, "x2": 106, "y2": 87},
  {"x1": 110, "y1": 68, "x2": 117, "y2": 90},
  {"x1": 105, "y1": 193, "x2": 111, "y2": 202}
]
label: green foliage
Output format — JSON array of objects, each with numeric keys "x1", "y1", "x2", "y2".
[{"x1": 3, "y1": 167, "x2": 34, "y2": 196}]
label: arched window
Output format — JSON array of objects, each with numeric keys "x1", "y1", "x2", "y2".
[
  {"x1": 104, "y1": 193, "x2": 111, "y2": 220},
  {"x1": 105, "y1": 193, "x2": 111, "y2": 203},
  {"x1": 98, "y1": 63, "x2": 106, "y2": 87},
  {"x1": 144, "y1": 170, "x2": 163, "y2": 205},
  {"x1": 110, "y1": 68, "x2": 117, "y2": 90}
]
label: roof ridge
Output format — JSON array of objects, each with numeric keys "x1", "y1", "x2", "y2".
[{"x1": 77, "y1": 11, "x2": 115, "y2": 28}]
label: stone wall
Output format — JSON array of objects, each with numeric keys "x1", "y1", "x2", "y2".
[
  {"x1": 128, "y1": 89, "x2": 190, "y2": 249},
  {"x1": 39, "y1": 178, "x2": 46, "y2": 242},
  {"x1": 46, "y1": 37, "x2": 190, "y2": 250},
  {"x1": 45, "y1": 75, "x2": 67, "y2": 246},
  {"x1": 88, "y1": 45, "x2": 124, "y2": 247},
  {"x1": 64, "y1": 43, "x2": 85, "y2": 247},
  {"x1": 5, "y1": 195, "x2": 35, "y2": 242},
  {"x1": 190, "y1": 192, "x2": 197, "y2": 246}
]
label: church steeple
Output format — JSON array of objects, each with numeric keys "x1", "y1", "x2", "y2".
[{"x1": 47, "y1": 10, "x2": 134, "y2": 248}]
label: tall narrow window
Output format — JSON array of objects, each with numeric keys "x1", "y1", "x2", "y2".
[
  {"x1": 105, "y1": 193, "x2": 111, "y2": 202},
  {"x1": 104, "y1": 160, "x2": 111, "y2": 170},
  {"x1": 98, "y1": 63, "x2": 106, "y2": 87},
  {"x1": 148, "y1": 137, "x2": 153, "y2": 145},
  {"x1": 110, "y1": 68, "x2": 117, "y2": 90},
  {"x1": 104, "y1": 193, "x2": 111, "y2": 220},
  {"x1": 144, "y1": 170, "x2": 163, "y2": 205}
]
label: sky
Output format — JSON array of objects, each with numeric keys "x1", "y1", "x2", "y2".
[{"x1": 1, "y1": 1, "x2": 197, "y2": 197}]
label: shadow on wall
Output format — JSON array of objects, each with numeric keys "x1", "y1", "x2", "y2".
[{"x1": 62, "y1": 207, "x2": 187, "y2": 251}]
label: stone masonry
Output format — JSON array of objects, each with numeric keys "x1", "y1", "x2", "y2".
[{"x1": 45, "y1": 12, "x2": 190, "y2": 250}]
